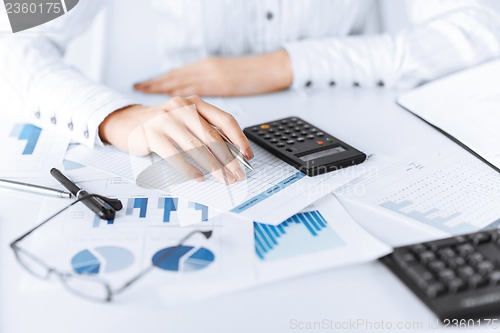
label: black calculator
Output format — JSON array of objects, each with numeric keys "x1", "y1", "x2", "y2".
[{"x1": 243, "y1": 117, "x2": 366, "y2": 176}]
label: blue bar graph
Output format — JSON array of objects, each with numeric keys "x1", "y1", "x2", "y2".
[
  {"x1": 126, "y1": 198, "x2": 149, "y2": 218},
  {"x1": 189, "y1": 202, "x2": 209, "y2": 221},
  {"x1": 254, "y1": 210, "x2": 344, "y2": 261},
  {"x1": 380, "y1": 200, "x2": 475, "y2": 234},
  {"x1": 10, "y1": 124, "x2": 42, "y2": 155},
  {"x1": 158, "y1": 198, "x2": 179, "y2": 223},
  {"x1": 93, "y1": 215, "x2": 114, "y2": 228}
]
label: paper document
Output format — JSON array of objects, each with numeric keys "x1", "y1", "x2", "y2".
[
  {"x1": 336, "y1": 146, "x2": 500, "y2": 236},
  {"x1": 398, "y1": 59, "x2": 500, "y2": 171},
  {"x1": 65, "y1": 143, "x2": 377, "y2": 225},
  {"x1": 21, "y1": 183, "x2": 390, "y2": 304},
  {"x1": 0, "y1": 116, "x2": 69, "y2": 178}
]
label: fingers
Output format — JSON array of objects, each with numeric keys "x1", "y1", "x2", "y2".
[
  {"x1": 149, "y1": 133, "x2": 205, "y2": 182},
  {"x1": 180, "y1": 110, "x2": 246, "y2": 181},
  {"x1": 186, "y1": 96, "x2": 254, "y2": 160},
  {"x1": 163, "y1": 113, "x2": 237, "y2": 184}
]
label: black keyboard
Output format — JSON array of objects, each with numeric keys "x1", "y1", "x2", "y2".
[{"x1": 381, "y1": 229, "x2": 500, "y2": 321}]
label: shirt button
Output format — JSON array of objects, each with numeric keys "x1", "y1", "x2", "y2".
[
  {"x1": 377, "y1": 80, "x2": 385, "y2": 87},
  {"x1": 266, "y1": 11, "x2": 274, "y2": 20},
  {"x1": 353, "y1": 82, "x2": 360, "y2": 87},
  {"x1": 51, "y1": 116, "x2": 57, "y2": 124},
  {"x1": 329, "y1": 81, "x2": 336, "y2": 87},
  {"x1": 305, "y1": 80, "x2": 312, "y2": 88}
]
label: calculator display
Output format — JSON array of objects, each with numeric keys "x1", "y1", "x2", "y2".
[{"x1": 298, "y1": 146, "x2": 346, "y2": 162}]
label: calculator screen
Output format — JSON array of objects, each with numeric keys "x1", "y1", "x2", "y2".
[{"x1": 298, "y1": 146, "x2": 346, "y2": 162}]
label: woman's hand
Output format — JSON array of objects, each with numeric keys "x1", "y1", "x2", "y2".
[
  {"x1": 98, "y1": 95, "x2": 254, "y2": 184},
  {"x1": 133, "y1": 50, "x2": 293, "y2": 97}
]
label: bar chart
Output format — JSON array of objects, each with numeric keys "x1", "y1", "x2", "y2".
[{"x1": 254, "y1": 210, "x2": 344, "y2": 261}]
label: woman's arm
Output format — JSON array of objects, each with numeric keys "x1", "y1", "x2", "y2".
[
  {"x1": 0, "y1": 0, "x2": 251, "y2": 182},
  {"x1": 135, "y1": 3, "x2": 500, "y2": 96},
  {"x1": 0, "y1": 0, "x2": 136, "y2": 147}
]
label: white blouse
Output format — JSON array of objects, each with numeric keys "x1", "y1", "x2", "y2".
[{"x1": 0, "y1": 0, "x2": 499, "y2": 148}]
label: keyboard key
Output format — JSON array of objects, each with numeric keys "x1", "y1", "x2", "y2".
[
  {"x1": 477, "y1": 261, "x2": 494, "y2": 274},
  {"x1": 277, "y1": 143, "x2": 285, "y2": 148},
  {"x1": 471, "y1": 232, "x2": 491, "y2": 245},
  {"x1": 438, "y1": 269, "x2": 456, "y2": 282},
  {"x1": 468, "y1": 274, "x2": 487, "y2": 288},
  {"x1": 446, "y1": 257, "x2": 466, "y2": 269},
  {"x1": 419, "y1": 251, "x2": 436, "y2": 264},
  {"x1": 297, "y1": 137, "x2": 305, "y2": 142},
  {"x1": 488, "y1": 271, "x2": 500, "y2": 285},
  {"x1": 393, "y1": 250, "x2": 416, "y2": 268},
  {"x1": 287, "y1": 140, "x2": 295, "y2": 145},
  {"x1": 425, "y1": 282, "x2": 446, "y2": 298},
  {"x1": 457, "y1": 243, "x2": 475, "y2": 256},
  {"x1": 270, "y1": 139, "x2": 278, "y2": 143},
  {"x1": 458, "y1": 266, "x2": 475, "y2": 279},
  {"x1": 408, "y1": 265, "x2": 434, "y2": 287},
  {"x1": 428, "y1": 260, "x2": 446, "y2": 272},
  {"x1": 447, "y1": 278, "x2": 466, "y2": 293},
  {"x1": 468, "y1": 252, "x2": 484, "y2": 266},
  {"x1": 438, "y1": 247, "x2": 456, "y2": 260},
  {"x1": 280, "y1": 136, "x2": 288, "y2": 141},
  {"x1": 411, "y1": 244, "x2": 427, "y2": 254},
  {"x1": 428, "y1": 238, "x2": 465, "y2": 250}
]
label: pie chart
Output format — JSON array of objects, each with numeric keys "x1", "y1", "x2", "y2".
[
  {"x1": 152, "y1": 245, "x2": 215, "y2": 272},
  {"x1": 71, "y1": 246, "x2": 134, "y2": 275}
]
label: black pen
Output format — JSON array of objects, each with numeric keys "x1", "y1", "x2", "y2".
[{"x1": 50, "y1": 168, "x2": 117, "y2": 220}]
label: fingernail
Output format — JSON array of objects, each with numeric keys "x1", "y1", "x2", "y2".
[
  {"x1": 245, "y1": 148, "x2": 254, "y2": 160},
  {"x1": 224, "y1": 172, "x2": 236, "y2": 184},
  {"x1": 194, "y1": 172, "x2": 204, "y2": 182},
  {"x1": 234, "y1": 168, "x2": 246, "y2": 181}
]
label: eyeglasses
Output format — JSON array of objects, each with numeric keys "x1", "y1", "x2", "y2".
[{"x1": 10, "y1": 194, "x2": 212, "y2": 302}]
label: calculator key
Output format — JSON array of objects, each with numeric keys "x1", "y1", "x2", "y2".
[
  {"x1": 286, "y1": 148, "x2": 295, "y2": 153},
  {"x1": 263, "y1": 135, "x2": 271, "y2": 140},
  {"x1": 257, "y1": 131, "x2": 266, "y2": 136},
  {"x1": 277, "y1": 126, "x2": 285, "y2": 130},
  {"x1": 317, "y1": 140, "x2": 324, "y2": 146},
  {"x1": 297, "y1": 121, "x2": 304, "y2": 125},
  {"x1": 326, "y1": 138, "x2": 334, "y2": 143},
  {"x1": 277, "y1": 142, "x2": 285, "y2": 147},
  {"x1": 307, "y1": 135, "x2": 315, "y2": 140},
  {"x1": 291, "y1": 118, "x2": 298, "y2": 122},
  {"x1": 303, "y1": 125, "x2": 311, "y2": 129},
  {"x1": 317, "y1": 132, "x2": 325, "y2": 137},
  {"x1": 280, "y1": 136, "x2": 288, "y2": 141},
  {"x1": 251, "y1": 127, "x2": 259, "y2": 132},
  {"x1": 288, "y1": 125, "x2": 295, "y2": 129},
  {"x1": 294, "y1": 127, "x2": 301, "y2": 132},
  {"x1": 301, "y1": 131, "x2": 308, "y2": 135},
  {"x1": 310, "y1": 128, "x2": 317, "y2": 133},
  {"x1": 274, "y1": 133, "x2": 282, "y2": 137},
  {"x1": 270, "y1": 139, "x2": 278, "y2": 143},
  {"x1": 260, "y1": 124, "x2": 270, "y2": 130},
  {"x1": 269, "y1": 128, "x2": 275, "y2": 133},
  {"x1": 281, "y1": 120, "x2": 288, "y2": 124},
  {"x1": 284, "y1": 130, "x2": 291, "y2": 134},
  {"x1": 297, "y1": 137, "x2": 305, "y2": 142},
  {"x1": 291, "y1": 134, "x2": 298, "y2": 138},
  {"x1": 287, "y1": 140, "x2": 295, "y2": 145}
]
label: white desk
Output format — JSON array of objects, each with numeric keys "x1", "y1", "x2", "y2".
[{"x1": 0, "y1": 89, "x2": 482, "y2": 333}]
